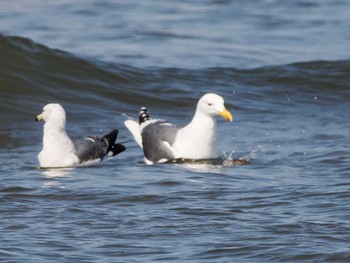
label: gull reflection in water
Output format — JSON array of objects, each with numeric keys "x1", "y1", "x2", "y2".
[
  {"x1": 169, "y1": 156, "x2": 250, "y2": 173},
  {"x1": 41, "y1": 168, "x2": 73, "y2": 178},
  {"x1": 38, "y1": 167, "x2": 74, "y2": 187}
]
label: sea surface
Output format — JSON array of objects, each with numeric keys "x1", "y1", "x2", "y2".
[{"x1": 1, "y1": 1, "x2": 350, "y2": 262}]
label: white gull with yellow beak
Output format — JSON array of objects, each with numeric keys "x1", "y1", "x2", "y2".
[{"x1": 124, "y1": 93, "x2": 233, "y2": 164}]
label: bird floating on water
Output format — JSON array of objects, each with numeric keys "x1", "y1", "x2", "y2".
[
  {"x1": 36, "y1": 103, "x2": 126, "y2": 168},
  {"x1": 124, "y1": 93, "x2": 232, "y2": 164}
]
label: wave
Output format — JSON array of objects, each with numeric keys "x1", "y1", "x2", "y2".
[{"x1": 1, "y1": 34, "x2": 349, "y2": 119}]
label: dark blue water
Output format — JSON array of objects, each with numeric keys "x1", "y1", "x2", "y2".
[{"x1": 1, "y1": 1, "x2": 350, "y2": 262}]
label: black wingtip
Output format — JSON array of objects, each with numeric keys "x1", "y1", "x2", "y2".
[
  {"x1": 109, "y1": 143, "x2": 126, "y2": 156},
  {"x1": 103, "y1": 129, "x2": 118, "y2": 145},
  {"x1": 102, "y1": 129, "x2": 127, "y2": 157},
  {"x1": 139, "y1": 107, "x2": 151, "y2": 124}
]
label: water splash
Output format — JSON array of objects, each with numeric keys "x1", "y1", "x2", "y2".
[{"x1": 220, "y1": 151, "x2": 251, "y2": 166}]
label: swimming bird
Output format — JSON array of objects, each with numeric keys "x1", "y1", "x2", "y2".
[
  {"x1": 36, "y1": 103, "x2": 126, "y2": 168},
  {"x1": 124, "y1": 93, "x2": 232, "y2": 164}
]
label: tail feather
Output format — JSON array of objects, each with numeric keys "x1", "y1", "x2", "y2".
[
  {"x1": 103, "y1": 129, "x2": 126, "y2": 156},
  {"x1": 139, "y1": 107, "x2": 151, "y2": 124}
]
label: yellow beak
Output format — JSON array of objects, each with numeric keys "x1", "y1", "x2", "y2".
[
  {"x1": 35, "y1": 113, "x2": 43, "y2": 122},
  {"x1": 219, "y1": 108, "x2": 233, "y2": 122}
]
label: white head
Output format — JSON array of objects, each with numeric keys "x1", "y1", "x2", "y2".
[
  {"x1": 36, "y1": 103, "x2": 67, "y2": 127},
  {"x1": 196, "y1": 93, "x2": 233, "y2": 122},
  {"x1": 36, "y1": 103, "x2": 78, "y2": 168}
]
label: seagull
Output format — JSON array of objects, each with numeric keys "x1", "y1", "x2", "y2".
[
  {"x1": 36, "y1": 103, "x2": 126, "y2": 168},
  {"x1": 124, "y1": 93, "x2": 232, "y2": 164}
]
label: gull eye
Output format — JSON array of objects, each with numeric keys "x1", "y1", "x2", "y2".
[{"x1": 208, "y1": 103, "x2": 213, "y2": 106}]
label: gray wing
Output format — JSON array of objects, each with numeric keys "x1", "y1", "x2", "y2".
[
  {"x1": 141, "y1": 121, "x2": 179, "y2": 163},
  {"x1": 73, "y1": 137, "x2": 108, "y2": 163}
]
